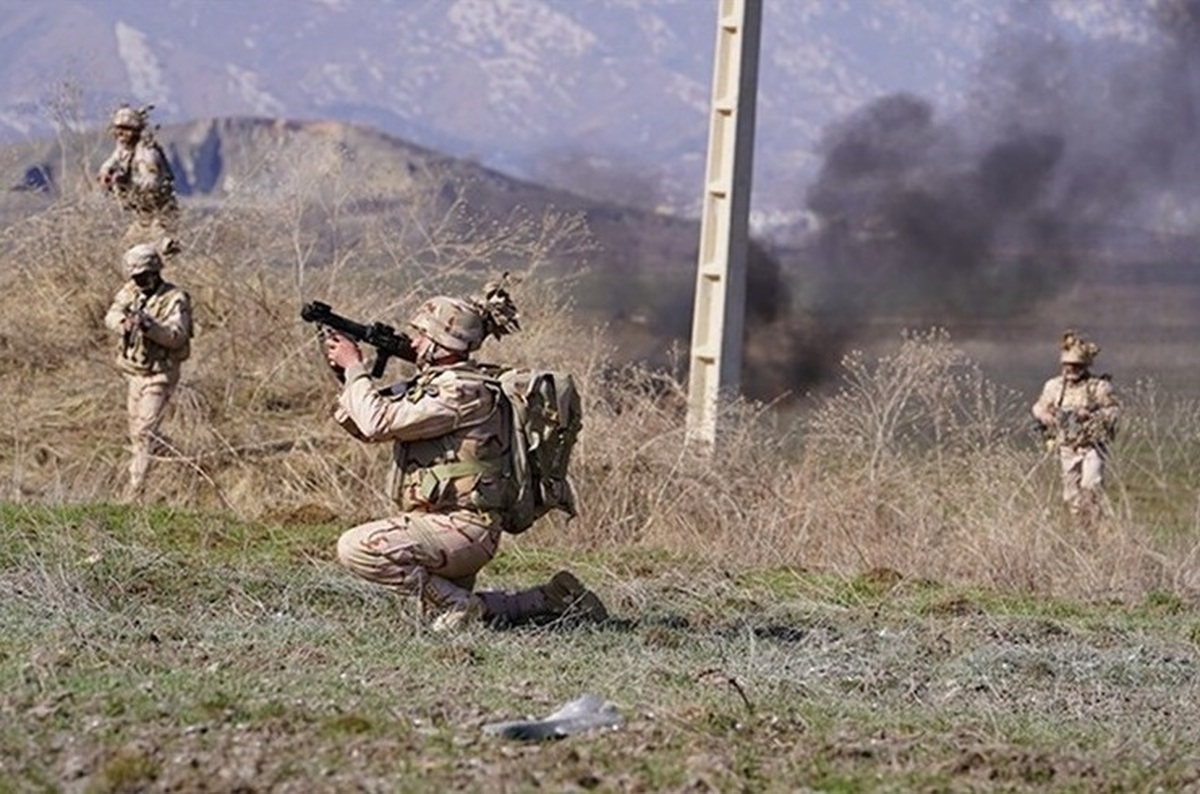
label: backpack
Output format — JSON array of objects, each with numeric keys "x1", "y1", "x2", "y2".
[{"x1": 471, "y1": 368, "x2": 583, "y2": 534}]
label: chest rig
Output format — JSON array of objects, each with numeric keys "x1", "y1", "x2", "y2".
[{"x1": 390, "y1": 366, "x2": 514, "y2": 517}]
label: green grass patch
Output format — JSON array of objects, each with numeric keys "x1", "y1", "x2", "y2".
[{"x1": 4, "y1": 502, "x2": 1200, "y2": 790}]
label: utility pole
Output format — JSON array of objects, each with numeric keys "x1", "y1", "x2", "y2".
[{"x1": 685, "y1": 0, "x2": 762, "y2": 447}]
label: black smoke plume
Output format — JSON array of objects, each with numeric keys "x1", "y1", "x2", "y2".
[{"x1": 800, "y1": 2, "x2": 1200, "y2": 340}]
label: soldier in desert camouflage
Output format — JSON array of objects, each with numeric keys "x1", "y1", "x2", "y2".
[
  {"x1": 1031, "y1": 330, "x2": 1120, "y2": 524},
  {"x1": 325, "y1": 289, "x2": 607, "y2": 632},
  {"x1": 103, "y1": 244, "x2": 193, "y2": 502},
  {"x1": 97, "y1": 104, "x2": 180, "y2": 255}
]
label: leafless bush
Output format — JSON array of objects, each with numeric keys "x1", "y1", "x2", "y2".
[
  {"x1": 552, "y1": 330, "x2": 1200, "y2": 602},
  {"x1": 0, "y1": 130, "x2": 601, "y2": 521},
  {"x1": 4, "y1": 121, "x2": 1200, "y2": 601}
]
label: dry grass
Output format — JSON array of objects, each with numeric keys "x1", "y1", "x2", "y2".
[
  {"x1": 570, "y1": 327, "x2": 1200, "y2": 601},
  {"x1": 2, "y1": 135, "x2": 1200, "y2": 605},
  {"x1": 7, "y1": 120, "x2": 1200, "y2": 792},
  {"x1": 4, "y1": 504, "x2": 1200, "y2": 792}
]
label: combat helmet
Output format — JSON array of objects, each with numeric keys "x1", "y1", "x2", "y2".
[
  {"x1": 1060, "y1": 329, "x2": 1099, "y2": 366},
  {"x1": 407, "y1": 277, "x2": 522, "y2": 354},
  {"x1": 409, "y1": 296, "x2": 485, "y2": 352},
  {"x1": 110, "y1": 104, "x2": 148, "y2": 130},
  {"x1": 123, "y1": 244, "x2": 163, "y2": 277}
]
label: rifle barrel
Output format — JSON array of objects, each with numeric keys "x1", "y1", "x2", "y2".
[{"x1": 300, "y1": 301, "x2": 417, "y2": 368}]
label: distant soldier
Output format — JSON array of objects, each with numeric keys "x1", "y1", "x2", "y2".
[
  {"x1": 1031, "y1": 330, "x2": 1120, "y2": 524},
  {"x1": 103, "y1": 244, "x2": 193, "y2": 501},
  {"x1": 97, "y1": 104, "x2": 180, "y2": 255},
  {"x1": 325, "y1": 288, "x2": 607, "y2": 632}
]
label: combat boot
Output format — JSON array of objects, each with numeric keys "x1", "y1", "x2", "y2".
[
  {"x1": 429, "y1": 594, "x2": 484, "y2": 633},
  {"x1": 543, "y1": 571, "x2": 608, "y2": 623}
]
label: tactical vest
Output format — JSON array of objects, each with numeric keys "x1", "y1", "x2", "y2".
[
  {"x1": 112, "y1": 140, "x2": 177, "y2": 216},
  {"x1": 1051, "y1": 375, "x2": 1116, "y2": 449},
  {"x1": 390, "y1": 366, "x2": 515, "y2": 518},
  {"x1": 116, "y1": 282, "x2": 192, "y2": 376}
]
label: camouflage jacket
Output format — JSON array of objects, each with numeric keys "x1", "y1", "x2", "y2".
[
  {"x1": 334, "y1": 360, "x2": 514, "y2": 520},
  {"x1": 1031, "y1": 374, "x2": 1119, "y2": 449},
  {"x1": 98, "y1": 138, "x2": 178, "y2": 217},
  {"x1": 104, "y1": 281, "x2": 192, "y2": 376}
]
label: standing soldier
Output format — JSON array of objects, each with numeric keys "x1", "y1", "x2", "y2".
[
  {"x1": 97, "y1": 104, "x2": 180, "y2": 255},
  {"x1": 324, "y1": 288, "x2": 607, "y2": 632},
  {"x1": 104, "y1": 244, "x2": 193, "y2": 502},
  {"x1": 1031, "y1": 330, "x2": 1120, "y2": 524}
]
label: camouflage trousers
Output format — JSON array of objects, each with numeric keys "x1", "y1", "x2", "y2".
[
  {"x1": 125, "y1": 370, "x2": 179, "y2": 499},
  {"x1": 1058, "y1": 444, "x2": 1107, "y2": 521},
  {"x1": 337, "y1": 512, "x2": 558, "y2": 623}
]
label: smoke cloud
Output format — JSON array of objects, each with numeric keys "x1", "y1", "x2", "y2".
[{"x1": 798, "y1": 2, "x2": 1200, "y2": 348}]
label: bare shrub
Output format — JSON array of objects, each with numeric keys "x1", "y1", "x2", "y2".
[
  {"x1": 0, "y1": 128, "x2": 602, "y2": 522},
  {"x1": 784, "y1": 331, "x2": 1200, "y2": 598},
  {"x1": 543, "y1": 330, "x2": 1200, "y2": 602},
  {"x1": 4, "y1": 119, "x2": 1200, "y2": 602}
]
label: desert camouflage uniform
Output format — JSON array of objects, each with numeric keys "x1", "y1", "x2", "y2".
[
  {"x1": 335, "y1": 360, "x2": 599, "y2": 628},
  {"x1": 98, "y1": 106, "x2": 180, "y2": 251},
  {"x1": 332, "y1": 292, "x2": 605, "y2": 631},
  {"x1": 104, "y1": 246, "x2": 192, "y2": 499},
  {"x1": 1031, "y1": 338, "x2": 1120, "y2": 522}
]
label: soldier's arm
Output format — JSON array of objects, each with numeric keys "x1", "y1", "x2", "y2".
[
  {"x1": 141, "y1": 292, "x2": 192, "y2": 350},
  {"x1": 1031, "y1": 379, "x2": 1059, "y2": 426},
  {"x1": 331, "y1": 403, "x2": 369, "y2": 441},
  {"x1": 337, "y1": 367, "x2": 491, "y2": 443},
  {"x1": 133, "y1": 143, "x2": 172, "y2": 189},
  {"x1": 98, "y1": 147, "x2": 126, "y2": 185},
  {"x1": 332, "y1": 380, "x2": 410, "y2": 440},
  {"x1": 103, "y1": 284, "x2": 138, "y2": 332},
  {"x1": 1092, "y1": 378, "x2": 1120, "y2": 425}
]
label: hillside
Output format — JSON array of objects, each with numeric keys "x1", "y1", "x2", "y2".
[
  {"x1": 0, "y1": 118, "x2": 699, "y2": 348},
  {"x1": 4, "y1": 114, "x2": 1200, "y2": 400},
  {"x1": 0, "y1": 1, "x2": 1181, "y2": 223},
  {"x1": 0, "y1": 115, "x2": 826, "y2": 399}
]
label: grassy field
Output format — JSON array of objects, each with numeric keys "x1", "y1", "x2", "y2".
[
  {"x1": 5, "y1": 131, "x2": 1200, "y2": 789},
  {"x1": 4, "y1": 504, "x2": 1200, "y2": 792}
]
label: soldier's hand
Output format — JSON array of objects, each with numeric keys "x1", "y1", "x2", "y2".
[
  {"x1": 326, "y1": 333, "x2": 363, "y2": 370},
  {"x1": 122, "y1": 312, "x2": 143, "y2": 332},
  {"x1": 1076, "y1": 407, "x2": 1091, "y2": 420}
]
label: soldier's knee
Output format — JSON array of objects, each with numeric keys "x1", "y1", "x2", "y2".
[{"x1": 336, "y1": 528, "x2": 367, "y2": 570}]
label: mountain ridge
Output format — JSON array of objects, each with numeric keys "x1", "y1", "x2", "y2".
[{"x1": 0, "y1": 0, "x2": 1173, "y2": 228}]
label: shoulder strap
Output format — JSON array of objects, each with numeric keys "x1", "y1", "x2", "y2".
[{"x1": 454, "y1": 367, "x2": 532, "y2": 504}]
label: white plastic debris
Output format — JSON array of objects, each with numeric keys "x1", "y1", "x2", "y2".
[{"x1": 482, "y1": 693, "x2": 621, "y2": 741}]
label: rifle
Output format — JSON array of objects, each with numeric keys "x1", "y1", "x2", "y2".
[
  {"x1": 122, "y1": 292, "x2": 149, "y2": 351},
  {"x1": 99, "y1": 150, "x2": 134, "y2": 190},
  {"x1": 300, "y1": 300, "x2": 417, "y2": 380}
]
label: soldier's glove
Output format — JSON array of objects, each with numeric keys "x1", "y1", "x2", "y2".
[
  {"x1": 315, "y1": 326, "x2": 346, "y2": 383},
  {"x1": 1031, "y1": 419, "x2": 1055, "y2": 451},
  {"x1": 122, "y1": 312, "x2": 144, "y2": 333}
]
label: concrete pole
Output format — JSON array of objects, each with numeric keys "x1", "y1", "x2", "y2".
[{"x1": 685, "y1": 0, "x2": 763, "y2": 447}]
